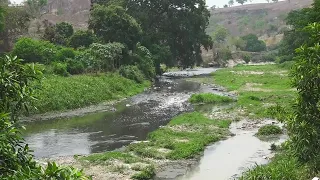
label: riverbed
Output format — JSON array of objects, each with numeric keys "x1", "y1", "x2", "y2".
[{"x1": 24, "y1": 68, "x2": 286, "y2": 179}]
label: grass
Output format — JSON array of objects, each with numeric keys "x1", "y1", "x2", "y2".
[
  {"x1": 32, "y1": 73, "x2": 150, "y2": 114},
  {"x1": 240, "y1": 153, "x2": 309, "y2": 180},
  {"x1": 127, "y1": 112, "x2": 231, "y2": 160},
  {"x1": 189, "y1": 93, "x2": 234, "y2": 104},
  {"x1": 80, "y1": 152, "x2": 141, "y2": 164},
  {"x1": 212, "y1": 64, "x2": 295, "y2": 118},
  {"x1": 131, "y1": 166, "x2": 155, "y2": 180},
  {"x1": 256, "y1": 125, "x2": 282, "y2": 136}
]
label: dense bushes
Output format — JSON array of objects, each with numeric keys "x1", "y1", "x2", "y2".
[
  {"x1": 119, "y1": 65, "x2": 145, "y2": 83},
  {"x1": 240, "y1": 34, "x2": 266, "y2": 52},
  {"x1": 55, "y1": 47, "x2": 76, "y2": 62},
  {"x1": 0, "y1": 56, "x2": 89, "y2": 179},
  {"x1": 68, "y1": 30, "x2": 96, "y2": 48},
  {"x1": 12, "y1": 37, "x2": 57, "y2": 63}
]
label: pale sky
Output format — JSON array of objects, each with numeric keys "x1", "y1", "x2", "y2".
[{"x1": 11, "y1": 0, "x2": 273, "y2": 8}]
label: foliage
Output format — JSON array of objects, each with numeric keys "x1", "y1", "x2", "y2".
[
  {"x1": 233, "y1": 37, "x2": 246, "y2": 50},
  {"x1": 0, "y1": 5, "x2": 31, "y2": 52},
  {"x1": 212, "y1": 26, "x2": 228, "y2": 43},
  {"x1": 0, "y1": 55, "x2": 89, "y2": 179},
  {"x1": 55, "y1": 47, "x2": 76, "y2": 62},
  {"x1": 32, "y1": 74, "x2": 149, "y2": 113},
  {"x1": 132, "y1": 44, "x2": 155, "y2": 79},
  {"x1": 12, "y1": 37, "x2": 57, "y2": 63},
  {"x1": 89, "y1": 5, "x2": 142, "y2": 50},
  {"x1": 288, "y1": 23, "x2": 320, "y2": 171},
  {"x1": 228, "y1": 0, "x2": 234, "y2": 6},
  {"x1": 0, "y1": 55, "x2": 42, "y2": 114},
  {"x1": 261, "y1": 52, "x2": 277, "y2": 62},
  {"x1": 236, "y1": 0, "x2": 248, "y2": 5},
  {"x1": 55, "y1": 22, "x2": 74, "y2": 39},
  {"x1": 25, "y1": 0, "x2": 47, "y2": 17},
  {"x1": 149, "y1": 44, "x2": 173, "y2": 74},
  {"x1": 68, "y1": 30, "x2": 96, "y2": 48},
  {"x1": 217, "y1": 47, "x2": 232, "y2": 61},
  {"x1": 240, "y1": 153, "x2": 309, "y2": 180},
  {"x1": 0, "y1": 6, "x2": 4, "y2": 32},
  {"x1": 242, "y1": 52, "x2": 252, "y2": 63},
  {"x1": 256, "y1": 125, "x2": 282, "y2": 136},
  {"x1": 189, "y1": 93, "x2": 234, "y2": 104},
  {"x1": 126, "y1": 0, "x2": 212, "y2": 68},
  {"x1": 119, "y1": 65, "x2": 145, "y2": 83},
  {"x1": 43, "y1": 22, "x2": 74, "y2": 45},
  {"x1": 88, "y1": 43, "x2": 126, "y2": 71},
  {"x1": 66, "y1": 58, "x2": 85, "y2": 75},
  {"x1": 52, "y1": 62, "x2": 68, "y2": 76},
  {"x1": 240, "y1": 34, "x2": 266, "y2": 52}
]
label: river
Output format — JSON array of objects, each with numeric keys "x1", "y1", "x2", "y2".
[{"x1": 23, "y1": 68, "x2": 286, "y2": 179}]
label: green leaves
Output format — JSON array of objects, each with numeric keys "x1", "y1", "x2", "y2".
[{"x1": 89, "y1": 5, "x2": 142, "y2": 50}]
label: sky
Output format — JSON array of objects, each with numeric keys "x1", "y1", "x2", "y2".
[{"x1": 11, "y1": 0, "x2": 271, "y2": 7}]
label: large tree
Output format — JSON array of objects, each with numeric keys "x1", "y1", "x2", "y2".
[
  {"x1": 89, "y1": 4, "x2": 142, "y2": 50},
  {"x1": 125, "y1": 0, "x2": 212, "y2": 68}
]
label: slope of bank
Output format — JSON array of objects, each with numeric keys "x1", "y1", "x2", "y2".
[{"x1": 30, "y1": 73, "x2": 150, "y2": 115}]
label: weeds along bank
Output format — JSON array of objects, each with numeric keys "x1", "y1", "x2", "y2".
[{"x1": 32, "y1": 74, "x2": 150, "y2": 114}]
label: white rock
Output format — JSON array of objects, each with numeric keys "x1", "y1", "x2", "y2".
[
  {"x1": 168, "y1": 87, "x2": 172, "y2": 90},
  {"x1": 312, "y1": 177, "x2": 320, "y2": 180},
  {"x1": 126, "y1": 104, "x2": 131, "y2": 107}
]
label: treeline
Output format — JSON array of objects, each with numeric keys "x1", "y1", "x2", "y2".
[{"x1": 1, "y1": 0, "x2": 212, "y2": 80}]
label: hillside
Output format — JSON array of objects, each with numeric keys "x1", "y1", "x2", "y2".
[{"x1": 208, "y1": 0, "x2": 313, "y2": 37}]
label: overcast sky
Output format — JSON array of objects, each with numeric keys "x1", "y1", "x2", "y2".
[{"x1": 11, "y1": 0, "x2": 271, "y2": 8}]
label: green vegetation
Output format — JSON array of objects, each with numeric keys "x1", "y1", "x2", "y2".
[
  {"x1": 33, "y1": 74, "x2": 149, "y2": 113},
  {"x1": 212, "y1": 64, "x2": 294, "y2": 118},
  {"x1": 81, "y1": 152, "x2": 141, "y2": 164},
  {"x1": 0, "y1": 56, "x2": 89, "y2": 179},
  {"x1": 240, "y1": 153, "x2": 309, "y2": 180},
  {"x1": 131, "y1": 166, "x2": 155, "y2": 180},
  {"x1": 189, "y1": 93, "x2": 234, "y2": 104},
  {"x1": 128, "y1": 112, "x2": 231, "y2": 160},
  {"x1": 256, "y1": 125, "x2": 282, "y2": 136},
  {"x1": 240, "y1": 34, "x2": 266, "y2": 52}
]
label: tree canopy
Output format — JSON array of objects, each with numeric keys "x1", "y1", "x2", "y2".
[{"x1": 89, "y1": 4, "x2": 142, "y2": 50}]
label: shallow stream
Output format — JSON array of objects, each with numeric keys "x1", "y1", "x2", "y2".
[{"x1": 24, "y1": 68, "x2": 286, "y2": 179}]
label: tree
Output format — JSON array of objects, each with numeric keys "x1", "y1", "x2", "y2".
[
  {"x1": 89, "y1": 4, "x2": 142, "y2": 50},
  {"x1": 212, "y1": 26, "x2": 228, "y2": 43},
  {"x1": 0, "y1": 5, "x2": 31, "y2": 52},
  {"x1": 224, "y1": 4, "x2": 228, "y2": 8},
  {"x1": 25, "y1": 0, "x2": 47, "y2": 18},
  {"x1": 236, "y1": 0, "x2": 247, "y2": 5},
  {"x1": 289, "y1": 23, "x2": 320, "y2": 171},
  {"x1": 241, "y1": 34, "x2": 266, "y2": 52},
  {"x1": 43, "y1": 22, "x2": 74, "y2": 45},
  {"x1": 55, "y1": 22, "x2": 73, "y2": 39},
  {"x1": 228, "y1": 0, "x2": 234, "y2": 7},
  {"x1": 68, "y1": 30, "x2": 96, "y2": 48},
  {"x1": 126, "y1": 0, "x2": 212, "y2": 69}
]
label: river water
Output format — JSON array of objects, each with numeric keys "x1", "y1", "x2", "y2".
[{"x1": 23, "y1": 68, "x2": 286, "y2": 179}]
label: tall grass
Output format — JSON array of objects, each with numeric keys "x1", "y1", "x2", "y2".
[{"x1": 32, "y1": 74, "x2": 150, "y2": 114}]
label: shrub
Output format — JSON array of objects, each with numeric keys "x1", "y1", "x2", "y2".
[
  {"x1": 89, "y1": 43, "x2": 125, "y2": 72},
  {"x1": 261, "y1": 53, "x2": 277, "y2": 62},
  {"x1": 256, "y1": 125, "x2": 282, "y2": 136},
  {"x1": 131, "y1": 166, "x2": 155, "y2": 180},
  {"x1": 55, "y1": 22, "x2": 74, "y2": 39},
  {"x1": 242, "y1": 52, "x2": 252, "y2": 63},
  {"x1": 132, "y1": 44, "x2": 156, "y2": 79},
  {"x1": 67, "y1": 59, "x2": 85, "y2": 75},
  {"x1": 119, "y1": 65, "x2": 145, "y2": 83},
  {"x1": 55, "y1": 48, "x2": 76, "y2": 62},
  {"x1": 52, "y1": 62, "x2": 68, "y2": 76},
  {"x1": 241, "y1": 34, "x2": 266, "y2": 52},
  {"x1": 12, "y1": 38, "x2": 58, "y2": 63},
  {"x1": 68, "y1": 30, "x2": 96, "y2": 48},
  {"x1": 218, "y1": 47, "x2": 232, "y2": 61}
]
